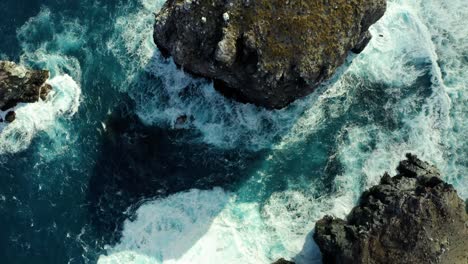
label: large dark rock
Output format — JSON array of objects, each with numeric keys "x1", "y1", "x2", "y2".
[
  {"x1": 154, "y1": 0, "x2": 386, "y2": 108},
  {"x1": 0, "y1": 61, "x2": 52, "y2": 111},
  {"x1": 314, "y1": 154, "x2": 468, "y2": 264}
]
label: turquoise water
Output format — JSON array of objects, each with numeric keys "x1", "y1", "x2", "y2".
[{"x1": 0, "y1": 0, "x2": 466, "y2": 263}]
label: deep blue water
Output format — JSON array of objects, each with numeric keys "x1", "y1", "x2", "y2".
[
  {"x1": 0, "y1": 0, "x2": 466, "y2": 263},
  {"x1": 0, "y1": 1, "x2": 265, "y2": 262}
]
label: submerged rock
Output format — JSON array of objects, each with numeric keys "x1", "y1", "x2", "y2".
[
  {"x1": 314, "y1": 154, "x2": 468, "y2": 264},
  {"x1": 5, "y1": 111, "x2": 16, "y2": 123},
  {"x1": 0, "y1": 61, "x2": 52, "y2": 111},
  {"x1": 154, "y1": 0, "x2": 386, "y2": 108}
]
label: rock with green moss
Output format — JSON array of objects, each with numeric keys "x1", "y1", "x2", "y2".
[
  {"x1": 314, "y1": 154, "x2": 468, "y2": 264},
  {"x1": 154, "y1": 0, "x2": 386, "y2": 108}
]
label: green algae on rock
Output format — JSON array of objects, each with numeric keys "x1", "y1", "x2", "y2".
[{"x1": 154, "y1": 0, "x2": 386, "y2": 108}]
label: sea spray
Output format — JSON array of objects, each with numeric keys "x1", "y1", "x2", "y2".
[{"x1": 0, "y1": 75, "x2": 81, "y2": 154}]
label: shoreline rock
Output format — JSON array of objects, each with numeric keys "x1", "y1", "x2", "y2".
[
  {"x1": 0, "y1": 61, "x2": 52, "y2": 110},
  {"x1": 314, "y1": 154, "x2": 468, "y2": 264},
  {"x1": 272, "y1": 258, "x2": 295, "y2": 264},
  {"x1": 0, "y1": 61, "x2": 52, "y2": 122},
  {"x1": 154, "y1": 0, "x2": 386, "y2": 109},
  {"x1": 5, "y1": 111, "x2": 16, "y2": 123}
]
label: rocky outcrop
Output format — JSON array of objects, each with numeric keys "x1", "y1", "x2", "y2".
[
  {"x1": 4, "y1": 111, "x2": 16, "y2": 123},
  {"x1": 314, "y1": 154, "x2": 468, "y2": 264},
  {"x1": 0, "y1": 61, "x2": 52, "y2": 113},
  {"x1": 272, "y1": 258, "x2": 295, "y2": 264},
  {"x1": 154, "y1": 0, "x2": 386, "y2": 108}
]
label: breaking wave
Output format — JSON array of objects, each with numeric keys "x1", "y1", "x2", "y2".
[{"x1": 0, "y1": 75, "x2": 81, "y2": 154}]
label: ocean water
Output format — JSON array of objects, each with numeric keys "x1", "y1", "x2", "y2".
[{"x1": 0, "y1": 0, "x2": 466, "y2": 263}]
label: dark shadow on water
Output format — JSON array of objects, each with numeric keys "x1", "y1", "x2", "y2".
[
  {"x1": 86, "y1": 20, "x2": 438, "y2": 262},
  {"x1": 84, "y1": 49, "x2": 291, "y2": 262},
  {"x1": 86, "y1": 94, "x2": 268, "y2": 252},
  {"x1": 84, "y1": 50, "x2": 369, "y2": 262},
  {"x1": 83, "y1": 45, "x2": 325, "y2": 261}
]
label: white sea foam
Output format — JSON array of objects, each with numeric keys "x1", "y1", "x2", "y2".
[
  {"x1": 0, "y1": 75, "x2": 81, "y2": 154},
  {"x1": 17, "y1": 8, "x2": 84, "y2": 81},
  {"x1": 98, "y1": 187, "x2": 322, "y2": 264},
  {"x1": 0, "y1": 8, "x2": 84, "y2": 155},
  {"x1": 101, "y1": 0, "x2": 467, "y2": 263},
  {"x1": 99, "y1": 188, "x2": 231, "y2": 264}
]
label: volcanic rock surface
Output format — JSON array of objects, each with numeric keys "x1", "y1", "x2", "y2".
[
  {"x1": 0, "y1": 61, "x2": 52, "y2": 112},
  {"x1": 154, "y1": 0, "x2": 386, "y2": 108},
  {"x1": 314, "y1": 154, "x2": 468, "y2": 264}
]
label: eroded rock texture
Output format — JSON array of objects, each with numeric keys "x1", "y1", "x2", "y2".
[
  {"x1": 314, "y1": 154, "x2": 468, "y2": 264},
  {"x1": 154, "y1": 0, "x2": 386, "y2": 108},
  {"x1": 0, "y1": 61, "x2": 52, "y2": 112}
]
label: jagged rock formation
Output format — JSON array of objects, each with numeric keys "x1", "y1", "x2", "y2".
[
  {"x1": 0, "y1": 61, "x2": 52, "y2": 114},
  {"x1": 154, "y1": 0, "x2": 386, "y2": 108},
  {"x1": 314, "y1": 154, "x2": 468, "y2": 264}
]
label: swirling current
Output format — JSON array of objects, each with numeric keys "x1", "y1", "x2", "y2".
[{"x1": 0, "y1": 0, "x2": 466, "y2": 263}]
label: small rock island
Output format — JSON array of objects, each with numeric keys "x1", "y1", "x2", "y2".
[
  {"x1": 154, "y1": 0, "x2": 387, "y2": 108},
  {"x1": 0, "y1": 61, "x2": 52, "y2": 123}
]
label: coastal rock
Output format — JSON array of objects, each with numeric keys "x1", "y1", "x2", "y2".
[
  {"x1": 154, "y1": 0, "x2": 386, "y2": 108},
  {"x1": 314, "y1": 154, "x2": 468, "y2": 264},
  {"x1": 0, "y1": 61, "x2": 52, "y2": 111},
  {"x1": 5, "y1": 111, "x2": 16, "y2": 123},
  {"x1": 272, "y1": 258, "x2": 295, "y2": 264}
]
